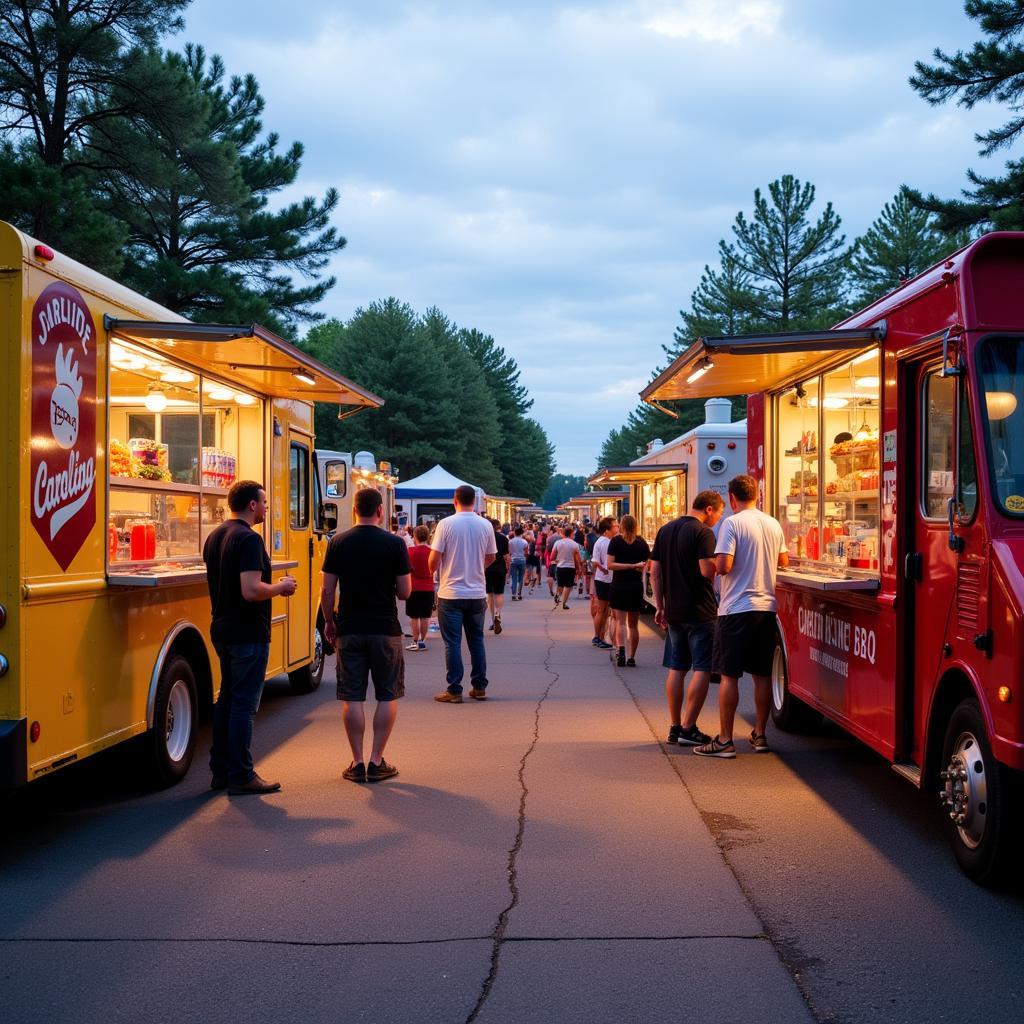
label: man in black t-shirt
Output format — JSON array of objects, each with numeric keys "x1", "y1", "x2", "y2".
[
  {"x1": 650, "y1": 489, "x2": 725, "y2": 748},
  {"x1": 485, "y1": 519, "x2": 510, "y2": 634},
  {"x1": 321, "y1": 488, "x2": 412, "y2": 783},
  {"x1": 204, "y1": 480, "x2": 297, "y2": 795}
]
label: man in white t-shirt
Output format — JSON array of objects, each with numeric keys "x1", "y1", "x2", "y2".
[
  {"x1": 589, "y1": 516, "x2": 617, "y2": 648},
  {"x1": 429, "y1": 485, "x2": 497, "y2": 703},
  {"x1": 549, "y1": 525, "x2": 582, "y2": 610},
  {"x1": 695, "y1": 474, "x2": 788, "y2": 760}
]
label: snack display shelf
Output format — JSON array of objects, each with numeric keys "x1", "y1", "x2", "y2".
[
  {"x1": 110, "y1": 478, "x2": 232, "y2": 497},
  {"x1": 787, "y1": 492, "x2": 879, "y2": 504}
]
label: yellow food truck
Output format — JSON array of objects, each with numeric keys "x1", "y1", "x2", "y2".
[{"x1": 0, "y1": 222, "x2": 382, "y2": 789}]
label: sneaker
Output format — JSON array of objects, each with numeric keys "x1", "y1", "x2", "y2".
[
  {"x1": 677, "y1": 724, "x2": 711, "y2": 747},
  {"x1": 210, "y1": 774, "x2": 228, "y2": 791},
  {"x1": 228, "y1": 773, "x2": 282, "y2": 795},
  {"x1": 366, "y1": 759, "x2": 399, "y2": 782},
  {"x1": 469, "y1": 688, "x2": 488, "y2": 700},
  {"x1": 596, "y1": 640, "x2": 614, "y2": 650},
  {"x1": 693, "y1": 736, "x2": 737, "y2": 759},
  {"x1": 342, "y1": 761, "x2": 366, "y2": 782},
  {"x1": 417, "y1": 641, "x2": 426, "y2": 650},
  {"x1": 616, "y1": 649, "x2": 626, "y2": 667},
  {"x1": 749, "y1": 730, "x2": 771, "y2": 754},
  {"x1": 434, "y1": 691, "x2": 464, "y2": 703},
  {"x1": 494, "y1": 618, "x2": 502, "y2": 635},
  {"x1": 562, "y1": 602, "x2": 569, "y2": 610},
  {"x1": 406, "y1": 642, "x2": 420, "y2": 651},
  {"x1": 667, "y1": 725, "x2": 683, "y2": 745},
  {"x1": 592, "y1": 636, "x2": 601, "y2": 646},
  {"x1": 625, "y1": 657, "x2": 636, "y2": 667}
]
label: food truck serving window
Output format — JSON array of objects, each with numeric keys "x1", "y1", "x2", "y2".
[
  {"x1": 108, "y1": 338, "x2": 264, "y2": 571},
  {"x1": 775, "y1": 349, "x2": 880, "y2": 575},
  {"x1": 978, "y1": 336, "x2": 1024, "y2": 516}
]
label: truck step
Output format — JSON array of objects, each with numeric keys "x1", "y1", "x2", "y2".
[{"x1": 891, "y1": 762, "x2": 922, "y2": 787}]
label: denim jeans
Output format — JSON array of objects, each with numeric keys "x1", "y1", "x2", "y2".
[
  {"x1": 509, "y1": 559, "x2": 526, "y2": 597},
  {"x1": 437, "y1": 598, "x2": 487, "y2": 694},
  {"x1": 210, "y1": 642, "x2": 271, "y2": 785}
]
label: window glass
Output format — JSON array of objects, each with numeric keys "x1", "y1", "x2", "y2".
[
  {"x1": 775, "y1": 349, "x2": 880, "y2": 574},
  {"x1": 290, "y1": 442, "x2": 309, "y2": 529},
  {"x1": 958, "y1": 385, "x2": 978, "y2": 519},
  {"x1": 923, "y1": 371, "x2": 955, "y2": 519},
  {"x1": 325, "y1": 460, "x2": 347, "y2": 498},
  {"x1": 977, "y1": 336, "x2": 1024, "y2": 515}
]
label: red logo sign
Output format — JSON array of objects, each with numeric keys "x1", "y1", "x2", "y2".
[{"x1": 30, "y1": 282, "x2": 97, "y2": 571}]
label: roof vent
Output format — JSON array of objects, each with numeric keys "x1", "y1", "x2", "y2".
[
  {"x1": 354, "y1": 450, "x2": 376, "y2": 470},
  {"x1": 705, "y1": 398, "x2": 731, "y2": 425},
  {"x1": 647, "y1": 438, "x2": 664, "y2": 452}
]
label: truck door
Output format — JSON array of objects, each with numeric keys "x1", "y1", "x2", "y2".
[
  {"x1": 287, "y1": 433, "x2": 313, "y2": 665},
  {"x1": 904, "y1": 359, "x2": 982, "y2": 761}
]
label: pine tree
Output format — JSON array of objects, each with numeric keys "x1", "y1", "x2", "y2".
[
  {"x1": 908, "y1": 1, "x2": 1024, "y2": 230},
  {"x1": 850, "y1": 187, "x2": 973, "y2": 306},
  {"x1": 88, "y1": 46, "x2": 343, "y2": 332}
]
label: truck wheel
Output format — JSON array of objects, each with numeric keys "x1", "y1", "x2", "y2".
[
  {"x1": 288, "y1": 625, "x2": 325, "y2": 695},
  {"x1": 769, "y1": 639, "x2": 820, "y2": 732},
  {"x1": 150, "y1": 655, "x2": 197, "y2": 786},
  {"x1": 939, "y1": 698, "x2": 1017, "y2": 885}
]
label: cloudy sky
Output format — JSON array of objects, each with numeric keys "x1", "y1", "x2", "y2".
[{"x1": 179, "y1": 1, "x2": 994, "y2": 474}]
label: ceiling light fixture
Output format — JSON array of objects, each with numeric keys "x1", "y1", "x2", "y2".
[
  {"x1": 144, "y1": 385, "x2": 168, "y2": 413},
  {"x1": 686, "y1": 357, "x2": 714, "y2": 385},
  {"x1": 293, "y1": 368, "x2": 317, "y2": 386}
]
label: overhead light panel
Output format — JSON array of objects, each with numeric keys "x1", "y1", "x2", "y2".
[
  {"x1": 293, "y1": 369, "x2": 317, "y2": 386},
  {"x1": 686, "y1": 357, "x2": 714, "y2": 384}
]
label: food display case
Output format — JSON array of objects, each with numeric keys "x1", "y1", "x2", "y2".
[
  {"x1": 775, "y1": 350, "x2": 881, "y2": 579},
  {"x1": 106, "y1": 338, "x2": 265, "y2": 584}
]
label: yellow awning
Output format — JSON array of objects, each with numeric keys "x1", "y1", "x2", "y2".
[
  {"x1": 641, "y1": 327, "x2": 884, "y2": 404},
  {"x1": 104, "y1": 318, "x2": 382, "y2": 412},
  {"x1": 589, "y1": 465, "x2": 687, "y2": 487}
]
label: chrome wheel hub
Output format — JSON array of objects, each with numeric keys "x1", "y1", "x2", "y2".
[
  {"x1": 312, "y1": 627, "x2": 324, "y2": 676},
  {"x1": 164, "y1": 679, "x2": 192, "y2": 763},
  {"x1": 939, "y1": 731, "x2": 987, "y2": 849},
  {"x1": 771, "y1": 646, "x2": 786, "y2": 712}
]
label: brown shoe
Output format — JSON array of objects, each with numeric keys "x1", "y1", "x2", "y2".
[
  {"x1": 434, "y1": 691, "x2": 464, "y2": 703},
  {"x1": 210, "y1": 775, "x2": 228, "y2": 791},
  {"x1": 469, "y1": 688, "x2": 488, "y2": 700},
  {"x1": 228, "y1": 773, "x2": 282, "y2": 795}
]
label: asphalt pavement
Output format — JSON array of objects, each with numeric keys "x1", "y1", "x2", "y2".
[{"x1": 3, "y1": 584, "x2": 1023, "y2": 1024}]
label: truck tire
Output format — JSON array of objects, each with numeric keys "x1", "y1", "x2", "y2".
[
  {"x1": 288, "y1": 624, "x2": 325, "y2": 695},
  {"x1": 939, "y1": 698, "x2": 1018, "y2": 885},
  {"x1": 769, "y1": 638, "x2": 821, "y2": 732},
  {"x1": 149, "y1": 655, "x2": 197, "y2": 786}
]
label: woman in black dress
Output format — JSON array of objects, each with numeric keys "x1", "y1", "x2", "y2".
[{"x1": 606, "y1": 514, "x2": 650, "y2": 667}]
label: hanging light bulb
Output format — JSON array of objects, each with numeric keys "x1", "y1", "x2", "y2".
[
  {"x1": 854, "y1": 417, "x2": 874, "y2": 442},
  {"x1": 144, "y1": 385, "x2": 168, "y2": 412}
]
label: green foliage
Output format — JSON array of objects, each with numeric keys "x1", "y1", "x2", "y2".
[
  {"x1": 727, "y1": 174, "x2": 849, "y2": 330},
  {"x1": 909, "y1": 1, "x2": 1024, "y2": 230},
  {"x1": 304, "y1": 301, "x2": 556, "y2": 501},
  {"x1": 849, "y1": 187, "x2": 973, "y2": 307},
  {"x1": 88, "y1": 45, "x2": 343, "y2": 333},
  {"x1": 540, "y1": 475, "x2": 588, "y2": 510}
]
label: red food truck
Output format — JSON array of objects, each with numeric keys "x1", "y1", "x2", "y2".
[{"x1": 642, "y1": 232, "x2": 1024, "y2": 883}]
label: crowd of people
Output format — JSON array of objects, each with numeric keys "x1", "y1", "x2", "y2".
[{"x1": 201, "y1": 473, "x2": 787, "y2": 792}]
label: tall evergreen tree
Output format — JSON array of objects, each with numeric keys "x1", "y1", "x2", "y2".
[
  {"x1": 458, "y1": 327, "x2": 555, "y2": 500},
  {"x1": 908, "y1": 1, "x2": 1024, "y2": 230},
  {"x1": 87, "y1": 46, "x2": 343, "y2": 332},
  {"x1": 850, "y1": 187, "x2": 973, "y2": 306},
  {"x1": 0, "y1": 0, "x2": 189, "y2": 252},
  {"x1": 540, "y1": 474, "x2": 588, "y2": 511},
  {"x1": 727, "y1": 174, "x2": 850, "y2": 330}
]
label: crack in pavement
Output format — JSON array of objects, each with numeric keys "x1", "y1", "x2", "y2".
[
  {"x1": 610, "y1": 634, "x2": 827, "y2": 1024},
  {"x1": 464, "y1": 606, "x2": 560, "y2": 1024},
  {"x1": 2, "y1": 933, "x2": 773, "y2": 947}
]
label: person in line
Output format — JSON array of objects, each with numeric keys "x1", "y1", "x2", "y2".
[
  {"x1": 486, "y1": 517, "x2": 510, "y2": 634},
  {"x1": 544, "y1": 526, "x2": 558, "y2": 597},
  {"x1": 205, "y1": 480, "x2": 297, "y2": 795},
  {"x1": 572, "y1": 521, "x2": 588, "y2": 596},
  {"x1": 550, "y1": 524, "x2": 582, "y2": 610},
  {"x1": 526, "y1": 526, "x2": 541, "y2": 592},
  {"x1": 606, "y1": 514, "x2": 650, "y2": 667},
  {"x1": 695, "y1": 474, "x2": 788, "y2": 759},
  {"x1": 590, "y1": 516, "x2": 617, "y2": 649},
  {"x1": 508, "y1": 526, "x2": 529, "y2": 600},
  {"x1": 431, "y1": 485, "x2": 497, "y2": 703},
  {"x1": 405, "y1": 524, "x2": 434, "y2": 651},
  {"x1": 582, "y1": 519, "x2": 597, "y2": 599},
  {"x1": 650, "y1": 490, "x2": 725, "y2": 747},
  {"x1": 321, "y1": 488, "x2": 411, "y2": 783}
]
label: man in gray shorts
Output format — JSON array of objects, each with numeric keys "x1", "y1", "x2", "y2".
[{"x1": 321, "y1": 488, "x2": 412, "y2": 782}]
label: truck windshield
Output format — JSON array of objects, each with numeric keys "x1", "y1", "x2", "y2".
[{"x1": 978, "y1": 336, "x2": 1024, "y2": 516}]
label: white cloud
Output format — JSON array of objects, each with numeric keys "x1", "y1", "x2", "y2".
[{"x1": 640, "y1": 0, "x2": 781, "y2": 43}]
